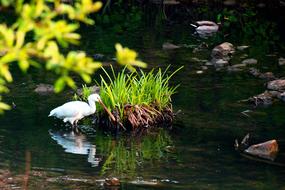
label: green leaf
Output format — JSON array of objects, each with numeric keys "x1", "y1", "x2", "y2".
[
  {"x1": 15, "y1": 30, "x2": 25, "y2": 48},
  {"x1": 65, "y1": 76, "x2": 76, "y2": 89},
  {"x1": 0, "y1": 65, "x2": 13, "y2": 82},
  {"x1": 18, "y1": 60, "x2": 29, "y2": 72},
  {"x1": 1, "y1": 0, "x2": 12, "y2": 7},
  {"x1": 80, "y1": 73, "x2": 91, "y2": 83},
  {"x1": 0, "y1": 102, "x2": 11, "y2": 112},
  {"x1": 54, "y1": 77, "x2": 66, "y2": 93}
]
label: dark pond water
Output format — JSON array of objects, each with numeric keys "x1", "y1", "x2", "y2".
[{"x1": 1, "y1": 2, "x2": 285, "y2": 190}]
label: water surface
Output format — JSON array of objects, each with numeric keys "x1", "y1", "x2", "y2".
[{"x1": 1, "y1": 3, "x2": 285, "y2": 189}]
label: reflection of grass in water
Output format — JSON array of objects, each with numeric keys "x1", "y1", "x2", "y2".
[{"x1": 96, "y1": 130, "x2": 174, "y2": 176}]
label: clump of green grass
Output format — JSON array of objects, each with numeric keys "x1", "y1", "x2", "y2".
[
  {"x1": 97, "y1": 66, "x2": 183, "y2": 120},
  {"x1": 74, "y1": 66, "x2": 182, "y2": 130},
  {"x1": 94, "y1": 66, "x2": 183, "y2": 130}
]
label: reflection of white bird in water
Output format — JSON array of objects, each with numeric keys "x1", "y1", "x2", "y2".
[
  {"x1": 49, "y1": 129, "x2": 101, "y2": 167},
  {"x1": 191, "y1": 21, "x2": 219, "y2": 37},
  {"x1": 49, "y1": 93, "x2": 104, "y2": 127}
]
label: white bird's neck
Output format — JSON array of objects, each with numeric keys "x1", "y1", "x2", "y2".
[{"x1": 88, "y1": 99, "x2": 96, "y2": 114}]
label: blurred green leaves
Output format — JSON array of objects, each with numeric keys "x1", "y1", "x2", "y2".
[
  {"x1": 0, "y1": 0, "x2": 147, "y2": 113},
  {"x1": 115, "y1": 43, "x2": 147, "y2": 72},
  {"x1": 0, "y1": 0, "x2": 103, "y2": 112}
]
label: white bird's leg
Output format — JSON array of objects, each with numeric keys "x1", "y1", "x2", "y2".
[{"x1": 72, "y1": 120, "x2": 80, "y2": 133}]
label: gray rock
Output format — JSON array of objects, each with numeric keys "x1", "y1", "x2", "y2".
[
  {"x1": 213, "y1": 59, "x2": 229, "y2": 67},
  {"x1": 245, "y1": 139, "x2": 278, "y2": 161},
  {"x1": 278, "y1": 92, "x2": 285, "y2": 102},
  {"x1": 201, "y1": 66, "x2": 208, "y2": 70},
  {"x1": 232, "y1": 63, "x2": 247, "y2": 68},
  {"x1": 191, "y1": 57, "x2": 207, "y2": 63},
  {"x1": 257, "y1": 3, "x2": 266, "y2": 8},
  {"x1": 249, "y1": 67, "x2": 260, "y2": 77},
  {"x1": 248, "y1": 91, "x2": 274, "y2": 106},
  {"x1": 205, "y1": 61, "x2": 213, "y2": 66},
  {"x1": 269, "y1": 90, "x2": 281, "y2": 98},
  {"x1": 211, "y1": 42, "x2": 235, "y2": 60},
  {"x1": 267, "y1": 79, "x2": 285, "y2": 91},
  {"x1": 224, "y1": 0, "x2": 236, "y2": 6},
  {"x1": 196, "y1": 70, "x2": 203, "y2": 74},
  {"x1": 227, "y1": 66, "x2": 243, "y2": 72},
  {"x1": 242, "y1": 58, "x2": 258, "y2": 65},
  {"x1": 162, "y1": 42, "x2": 180, "y2": 50},
  {"x1": 240, "y1": 54, "x2": 249, "y2": 59},
  {"x1": 34, "y1": 84, "x2": 54, "y2": 95},
  {"x1": 278, "y1": 57, "x2": 285, "y2": 66},
  {"x1": 259, "y1": 72, "x2": 276, "y2": 80},
  {"x1": 237, "y1": 45, "x2": 249, "y2": 51}
]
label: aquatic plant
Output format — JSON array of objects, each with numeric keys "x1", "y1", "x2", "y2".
[{"x1": 96, "y1": 66, "x2": 183, "y2": 131}]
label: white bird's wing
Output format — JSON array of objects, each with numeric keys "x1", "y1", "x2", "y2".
[
  {"x1": 196, "y1": 20, "x2": 217, "y2": 26},
  {"x1": 49, "y1": 101, "x2": 89, "y2": 119}
]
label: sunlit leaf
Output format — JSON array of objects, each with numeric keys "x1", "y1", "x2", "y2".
[
  {"x1": 37, "y1": 37, "x2": 48, "y2": 50},
  {"x1": 1, "y1": 0, "x2": 12, "y2": 6},
  {"x1": 35, "y1": 0, "x2": 45, "y2": 17},
  {"x1": 0, "y1": 102, "x2": 11, "y2": 112},
  {"x1": 0, "y1": 65, "x2": 13, "y2": 82},
  {"x1": 80, "y1": 73, "x2": 91, "y2": 83},
  {"x1": 115, "y1": 43, "x2": 147, "y2": 71},
  {"x1": 92, "y1": 1, "x2": 103, "y2": 12},
  {"x1": 18, "y1": 60, "x2": 29, "y2": 72},
  {"x1": 54, "y1": 77, "x2": 66, "y2": 93},
  {"x1": 0, "y1": 52, "x2": 16, "y2": 64},
  {"x1": 15, "y1": 30, "x2": 25, "y2": 48},
  {"x1": 0, "y1": 84, "x2": 9, "y2": 93},
  {"x1": 65, "y1": 76, "x2": 76, "y2": 89}
]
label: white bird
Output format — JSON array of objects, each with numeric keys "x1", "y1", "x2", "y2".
[
  {"x1": 191, "y1": 21, "x2": 219, "y2": 37},
  {"x1": 48, "y1": 93, "x2": 104, "y2": 127}
]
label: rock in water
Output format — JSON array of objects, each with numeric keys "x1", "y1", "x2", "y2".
[
  {"x1": 196, "y1": 70, "x2": 203, "y2": 74},
  {"x1": 267, "y1": 79, "x2": 285, "y2": 91},
  {"x1": 34, "y1": 84, "x2": 54, "y2": 95},
  {"x1": 213, "y1": 59, "x2": 229, "y2": 67},
  {"x1": 104, "y1": 177, "x2": 120, "y2": 186},
  {"x1": 278, "y1": 92, "x2": 285, "y2": 102},
  {"x1": 162, "y1": 42, "x2": 180, "y2": 50},
  {"x1": 245, "y1": 140, "x2": 279, "y2": 161},
  {"x1": 278, "y1": 57, "x2": 285, "y2": 66},
  {"x1": 242, "y1": 58, "x2": 258, "y2": 65},
  {"x1": 211, "y1": 42, "x2": 235, "y2": 60},
  {"x1": 259, "y1": 72, "x2": 276, "y2": 80},
  {"x1": 248, "y1": 91, "x2": 274, "y2": 106},
  {"x1": 211, "y1": 42, "x2": 234, "y2": 67},
  {"x1": 237, "y1": 45, "x2": 249, "y2": 51},
  {"x1": 224, "y1": 0, "x2": 236, "y2": 6}
]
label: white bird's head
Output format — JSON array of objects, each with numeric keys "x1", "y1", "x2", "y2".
[{"x1": 88, "y1": 94, "x2": 101, "y2": 102}]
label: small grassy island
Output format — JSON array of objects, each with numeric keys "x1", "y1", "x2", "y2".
[{"x1": 77, "y1": 66, "x2": 182, "y2": 134}]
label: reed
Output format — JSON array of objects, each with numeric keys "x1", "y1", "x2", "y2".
[
  {"x1": 80, "y1": 66, "x2": 182, "y2": 131},
  {"x1": 98, "y1": 66, "x2": 182, "y2": 117}
]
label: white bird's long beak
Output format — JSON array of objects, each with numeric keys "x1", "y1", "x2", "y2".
[{"x1": 98, "y1": 99, "x2": 116, "y2": 122}]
